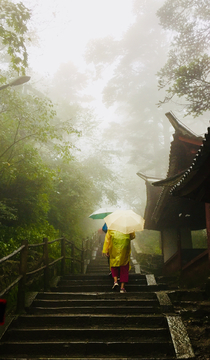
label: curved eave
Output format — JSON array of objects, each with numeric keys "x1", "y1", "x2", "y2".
[
  {"x1": 166, "y1": 111, "x2": 203, "y2": 141},
  {"x1": 151, "y1": 114, "x2": 204, "y2": 225},
  {"x1": 152, "y1": 170, "x2": 187, "y2": 187},
  {"x1": 137, "y1": 172, "x2": 163, "y2": 230},
  {"x1": 136, "y1": 171, "x2": 162, "y2": 183},
  {"x1": 171, "y1": 127, "x2": 210, "y2": 201}
]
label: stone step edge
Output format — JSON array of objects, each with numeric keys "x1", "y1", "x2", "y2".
[
  {"x1": 6, "y1": 327, "x2": 168, "y2": 331},
  {"x1": 0, "y1": 358, "x2": 192, "y2": 360}
]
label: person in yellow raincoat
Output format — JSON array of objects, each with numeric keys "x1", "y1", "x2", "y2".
[{"x1": 102, "y1": 229, "x2": 135, "y2": 293}]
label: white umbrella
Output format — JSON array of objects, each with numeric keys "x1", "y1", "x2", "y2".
[{"x1": 104, "y1": 209, "x2": 145, "y2": 234}]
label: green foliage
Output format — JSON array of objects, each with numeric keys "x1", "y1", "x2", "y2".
[
  {"x1": 0, "y1": 84, "x2": 75, "y2": 168},
  {"x1": 157, "y1": 0, "x2": 210, "y2": 117},
  {"x1": 81, "y1": 156, "x2": 118, "y2": 203},
  {"x1": 47, "y1": 160, "x2": 103, "y2": 242},
  {"x1": 0, "y1": 152, "x2": 53, "y2": 228},
  {"x1": 0, "y1": 201, "x2": 17, "y2": 221},
  {"x1": 0, "y1": 0, "x2": 31, "y2": 73},
  {"x1": 0, "y1": 82, "x2": 77, "y2": 244},
  {"x1": 192, "y1": 229, "x2": 208, "y2": 249},
  {"x1": 0, "y1": 87, "x2": 57, "y2": 246},
  {"x1": 136, "y1": 230, "x2": 161, "y2": 254},
  {"x1": 0, "y1": 75, "x2": 102, "y2": 257}
]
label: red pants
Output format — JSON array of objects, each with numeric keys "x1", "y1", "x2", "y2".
[{"x1": 111, "y1": 262, "x2": 129, "y2": 283}]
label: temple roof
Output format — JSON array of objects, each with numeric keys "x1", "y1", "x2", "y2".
[
  {"x1": 136, "y1": 172, "x2": 162, "y2": 183},
  {"x1": 136, "y1": 172, "x2": 163, "y2": 230},
  {"x1": 152, "y1": 170, "x2": 187, "y2": 187},
  {"x1": 170, "y1": 127, "x2": 210, "y2": 203},
  {"x1": 140, "y1": 112, "x2": 205, "y2": 230},
  {"x1": 165, "y1": 112, "x2": 203, "y2": 141}
]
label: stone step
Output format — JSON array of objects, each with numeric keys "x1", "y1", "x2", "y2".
[
  {"x1": 86, "y1": 265, "x2": 136, "y2": 271},
  {"x1": 168, "y1": 289, "x2": 206, "y2": 301},
  {"x1": 86, "y1": 265, "x2": 109, "y2": 270},
  {"x1": 27, "y1": 305, "x2": 161, "y2": 315},
  {"x1": 36, "y1": 291, "x2": 158, "y2": 300},
  {"x1": 0, "y1": 247, "x2": 194, "y2": 360},
  {"x1": 62, "y1": 273, "x2": 147, "y2": 280},
  {"x1": 0, "y1": 358, "x2": 186, "y2": 360},
  {"x1": 86, "y1": 265, "x2": 110, "y2": 270},
  {"x1": 86, "y1": 267, "x2": 136, "y2": 273},
  {"x1": 31, "y1": 298, "x2": 160, "y2": 308},
  {"x1": 87, "y1": 261, "x2": 109, "y2": 266},
  {"x1": 51, "y1": 284, "x2": 166, "y2": 292},
  {"x1": 85, "y1": 269, "x2": 109, "y2": 274},
  {"x1": 3, "y1": 327, "x2": 170, "y2": 342},
  {"x1": 58, "y1": 278, "x2": 147, "y2": 286},
  {"x1": 0, "y1": 339, "x2": 175, "y2": 358},
  {"x1": 11, "y1": 314, "x2": 168, "y2": 329}
]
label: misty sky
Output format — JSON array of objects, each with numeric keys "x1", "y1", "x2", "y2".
[
  {"x1": 22, "y1": 0, "x2": 135, "y2": 75},
  {"x1": 17, "y1": 0, "x2": 137, "y2": 126},
  {"x1": 20, "y1": 0, "x2": 209, "y2": 133},
  {"x1": 11, "y1": 0, "x2": 210, "y2": 213}
]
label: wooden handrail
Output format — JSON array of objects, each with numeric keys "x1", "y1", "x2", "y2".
[
  {"x1": 26, "y1": 265, "x2": 47, "y2": 276},
  {"x1": 0, "y1": 245, "x2": 25, "y2": 265},
  {"x1": 0, "y1": 231, "x2": 99, "y2": 313},
  {"x1": 48, "y1": 238, "x2": 63, "y2": 245},
  {"x1": 0, "y1": 275, "x2": 23, "y2": 297},
  {"x1": 49, "y1": 256, "x2": 63, "y2": 267},
  {"x1": 28, "y1": 242, "x2": 45, "y2": 248}
]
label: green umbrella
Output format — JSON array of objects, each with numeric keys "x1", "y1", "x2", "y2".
[{"x1": 89, "y1": 207, "x2": 117, "y2": 219}]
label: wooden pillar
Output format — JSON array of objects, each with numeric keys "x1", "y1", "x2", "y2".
[
  {"x1": 71, "y1": 243, "x2": 75, "y2": 274},
  {"x1": 16, "y1": 239, "x2": 28, "y2": 313},
  {"x1": 180, "y1": 227, "x2": 193, "y2": 249},
  {"x1": 160, "y1": 231, "x2": 165, "y2": 275},
  {"x1": 81, "y1": 238, "x2": 86, "y2": 274},
  {"x1": 177, "y1": 228, "x2": 182, "y2": 270},
  {"x1": 81, "y1": 248, "x2": 84, "y2": 274},
  {"x1": 205, "y1": 203, "x2": 210, "y2": 268},
  {"x1": 160, "y1": 231, "x2": 164, "y2": 256},
  {"x1": 43, "y1": 238, "x2": 49, "y2": 291},
  {"x1": 86, "y1": 238, "x2": 89, "y2": 260},
  {"x1": 61, "y1": 237, "x2": 66, "y2": 276}
]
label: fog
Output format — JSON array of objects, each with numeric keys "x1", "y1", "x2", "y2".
[{"x1": 2, "y1": 0, "x2": 210, "y2": 237}]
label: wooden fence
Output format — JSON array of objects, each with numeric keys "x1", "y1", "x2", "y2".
[{"x1": 0, "y1": 233, "x2": 98, "y2": 313}]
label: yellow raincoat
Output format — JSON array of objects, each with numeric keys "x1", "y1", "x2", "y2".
[{"x1": 102, "y1": 230, "x2": 135, "y2": 269}]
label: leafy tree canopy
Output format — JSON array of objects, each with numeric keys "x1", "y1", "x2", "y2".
[
  {"x1": 48, "y1": 160, "x2": 103, "y2": 241},
  {"x1": 157, "y1": 0, "x2": 210, "y2": 117},
  {"x1": 0, "y1": 84, "x2": 76, "y2": 170},
  {"x1": 0, "y1": 0, "x2": 31, "y2": 73},
  {"x1": 85, "y1": 0, "x2": 170, "y2": 178},
  {"x1": 0, "y1": 77, "x2": 83, "y2": 248}
]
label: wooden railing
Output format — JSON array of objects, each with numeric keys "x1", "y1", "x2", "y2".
[{"x1": 0, "y1": 233, "x2": 98, "y2": 313}]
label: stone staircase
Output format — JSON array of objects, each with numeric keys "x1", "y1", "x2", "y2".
[{"x1": 0, "y1": 245, "x2": 195, "y2": 359}]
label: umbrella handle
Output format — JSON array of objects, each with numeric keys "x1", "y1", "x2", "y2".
[{"x1": 130, "y1": 232, "x2": 135, "y2": 240}]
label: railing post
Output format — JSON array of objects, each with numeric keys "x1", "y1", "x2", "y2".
[
  {"x1": 71, "y1": 243, "x2": 75, "y2": 274},
  {"x1": 16, "y1": 239, "x2": 28, "y2": 313},
  {"x1": 43, "y1": 237, "x2": 49, "y2": 291},
  {"x1": 87, "y1": 238, "x2": 90, "y2": 260},
  {"x1": 81, "y1": 245, "x2": 84, "y2": 274},
  {"x1": 61, "y1": 237, "x2": 66, "y2": 276}
]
